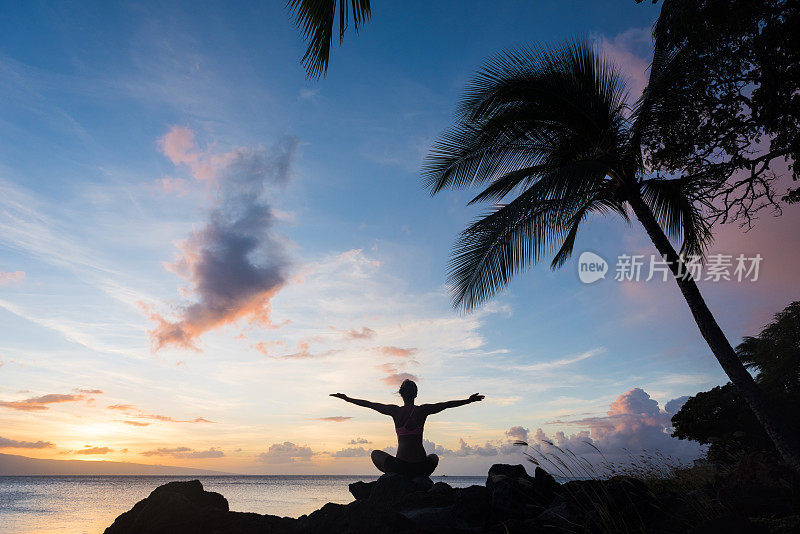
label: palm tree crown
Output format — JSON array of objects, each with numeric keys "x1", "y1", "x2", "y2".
[{"x1": 422, "y1": 39, "x2": 710, "y2": 310}]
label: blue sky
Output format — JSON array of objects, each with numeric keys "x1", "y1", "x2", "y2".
[{"x1": 0, "y1": 0, "x2": 797, "y2": 474}]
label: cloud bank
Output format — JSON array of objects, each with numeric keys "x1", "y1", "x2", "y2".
[
  {"x1": 0, "y1": 435, "x2": 55, "y2": 449},
  {"x1": 141, "y1": 446, "x2": 224, "y2": 459},
  {"x1": 257, "y1": 442, "x2": 314, "y2": 463},
  {"x1": 528, "y1": 388, "x2": 703, "y2": 468}
]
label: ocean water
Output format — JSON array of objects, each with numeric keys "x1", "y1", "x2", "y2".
[{"x1": 0, "y1": 475, "x2": 485, "y2": 533}]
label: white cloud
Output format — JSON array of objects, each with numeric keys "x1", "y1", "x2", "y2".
[
  {"x1": 257, "y1": 441, "x2": 314, "y2": 463},
  {"x1": 330, "y1": 446, "x2": 370, "y2": 458}
]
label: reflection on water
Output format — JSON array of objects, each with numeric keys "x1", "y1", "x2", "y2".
[{"x1": 0, "y1": 475, "x2": 485, "y2": 533}]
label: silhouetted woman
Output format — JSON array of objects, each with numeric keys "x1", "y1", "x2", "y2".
[{"x1": 330, "y1": 380, "x2": 484, "y2": 476}]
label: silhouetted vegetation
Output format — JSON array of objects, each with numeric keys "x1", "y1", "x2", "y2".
[
  {"x1": 637, "y1": 0, "x2": 800, "y2": 224},
  {"x1": 287, "y1": 0, "x2": 371, "y2": 77},
  {"x1": 673, "y1": 302, "x2": 800, "y2": 465}
]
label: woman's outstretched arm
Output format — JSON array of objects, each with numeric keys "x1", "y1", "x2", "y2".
[
  {"x1": 422, "y1": 393, "x2": 484, "y2": 415},
  {"x1": 330, "y1": 393, "x2": 397, "y2": 416}
]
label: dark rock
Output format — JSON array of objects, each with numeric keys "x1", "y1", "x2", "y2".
[
  {"x1": 486, "y1": 464, "x2": 530, "y2": 489},
  {"x1": 104, "y1": 480, "x2": 295, "y2": 534},
  {"x1": 367, "y1": 472, "x2": 433, "y2": 507},
  {"x1": 399, "y1": 485, "x2": 490, "y2": 532},
  {"x1": 533, "y1": 466, "x2": 560, "y2": 500},
  {"x1": 299, "y1": 500, "x2": 417, "y2": 534},
  {"x1": 150, "y1": 480, "x2": 229, "y2": 511},
  {"x1": 485, "y1": 463, "x2": 559, "y2": 521},
  {"x1": 108, "y1": 463, "x2": 798, "y2": 534},
  {"x1": 348, "y1": 480, "x2": 374, "y2": 501},
  {"x1": 536, "y1": 494, "x2": 573, "y2": 530},
  {"x1": 428, "y1": 481, "x2": 454, "y2": 496},
  {"x1": 451, "y1": 485, "x2": 491, "y2": 526}
]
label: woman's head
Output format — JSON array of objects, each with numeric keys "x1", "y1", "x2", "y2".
[{"x1": 398, "y1": 379, "x2": 418, "y2": 403}]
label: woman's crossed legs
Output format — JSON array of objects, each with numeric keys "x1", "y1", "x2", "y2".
[{"x1": 371, "y1": 450, "x2": 438, "y2": 476}]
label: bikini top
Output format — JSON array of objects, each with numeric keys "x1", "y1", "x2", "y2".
[{"x1": 395, "y1": 406, "x2": 424, "y2": 436}]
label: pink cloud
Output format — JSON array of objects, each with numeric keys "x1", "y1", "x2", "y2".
[
  {"x1": 333, "y1": 326, "x2": 376, "y2": 340},
  {"x1": 159, "y1": 127, "x2": 202, "y2": 169},
  {"x1": 75, "y1": 446, "x2": 113, "y2": 455},
  {"x1": 317, "y1": 416, "x2": 352, "y2": 422},
  {"x1": 107, "y1": 404, "x2": 136, "y2": 411},
  {"x1": 0, "y1": 271, "x2": 25, "y2": 285},
  {"x1": 596, "y1": 27, "x2": 652, "y2": 101},
  {"x1": 105, "y1": 403, "x2": 213, "y2": 423},
  {"x1": 378, "y1": 363, "x2": 419, "y2": 386},
  {"x1": 251, "y1": 339, "x2": 286, "y2": 356},
  {"x1": 145, "y1": 128, "x2": 298, "y2": 352},
  {"x1": 272, "y1": 341, "x2": 339, "y2": 360},
  {"x1": 0, "y1": 392, "x2": 98, "y2": 412},
  {"x1": 120, "y1": 420, "x2": 150, "y2": 427},
  {"x1": 375, "y1": 346, "x2": 418, "y2": 358},
  {"x1": 530, "y1": 388, "x2": 701, "y2": 465}
]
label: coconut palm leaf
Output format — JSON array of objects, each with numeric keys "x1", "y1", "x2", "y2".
[
  {"x1": 425, "y1": 40, "x2": 631, "y2": 309},
  {"x1": 639, "y1": 177, "x2": 712, "y2": 257},
  {"x1": 287, "y1": 0, "x2": 371, "y2": 78}
]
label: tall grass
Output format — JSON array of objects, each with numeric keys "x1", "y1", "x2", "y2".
[{"x1": 512, "y1": 439, "x2": 724, "y2": 532}]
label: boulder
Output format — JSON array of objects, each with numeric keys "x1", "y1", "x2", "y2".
[
  {"x1": 485, "y1": 464, "x2": 559, "y2": 521},
  {"x1": 348, "y1": 480, "x2": 374, "y2": 501},
  {"x1": 451, "y1": 484, "x2": 491, "y2": 526},
  {"x1": 366, "y1": 472, "x2": 434, "y2": 507},
  {"x1": 400, "y1": 485, "x2": 490, "y2": 532},
  {"x1": 104, "y1": 480, "x2": 295, "y2": 534}
]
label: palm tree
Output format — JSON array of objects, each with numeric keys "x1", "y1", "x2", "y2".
[
  {"x1": 287, "y1": 0, "x2": 371, "y2": 77},
  {"x1": 422, "y1": 39, "x2": 800, "y2": 473}
]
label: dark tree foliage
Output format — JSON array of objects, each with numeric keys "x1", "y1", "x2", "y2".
[
  {"x1": 638, "y1": 0, "x2": 800, "y2": 226},
  {"x1": 672, "y1": 302, "x2": 800, "y2": 463},
  {"x1": 738, "y1": 301, "x2": 800, "y2": 398},
  {"x1": 671, "y1": 384, "x2": 769, "y2": 463}
]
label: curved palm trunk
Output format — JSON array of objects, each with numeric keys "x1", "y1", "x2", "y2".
[{"x1": 626, "y1": 191, "x2": 800, "y2": 474}]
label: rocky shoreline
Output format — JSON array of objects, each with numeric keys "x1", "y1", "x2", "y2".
[{"x1": 105, "y1": 457, "x2": 799, "y2": 533}]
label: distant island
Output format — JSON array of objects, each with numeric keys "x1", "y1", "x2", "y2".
[{"x1": 0, "y1": 453, "x2": 233, "y2": 476}]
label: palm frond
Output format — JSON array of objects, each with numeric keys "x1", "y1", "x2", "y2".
[
  {"x1": 639, "y1": 177, "x2": 712, "y2": 257},
  {"x1": 422, "y1": 39, "x2": 656, "y2": 310},
  {"x1": 450, "y1": 165, "x2": 606, "y2": 310},
  {"x1": 628, "y1": 34, "x2": 692, "y2": 154},
  {"x1": 287, "y1": 0, "x2": 371, "y2": 78},
  {"x1": 423, "y1": 39, "x2": 629, "y2": 195}
]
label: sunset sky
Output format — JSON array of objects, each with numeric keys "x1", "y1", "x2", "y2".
[{"x1": 1, "y1": 0, "x2": 798, "y2": 475}]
